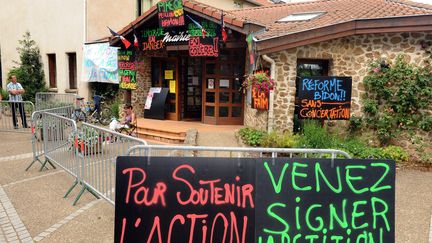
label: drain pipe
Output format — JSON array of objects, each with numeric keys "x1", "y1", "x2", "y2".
[{"x1": 262, "y1": 54, "x2": 275, "y2": 133}]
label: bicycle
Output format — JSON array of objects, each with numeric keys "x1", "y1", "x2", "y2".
[{"x1": 72, "y1": 95, "x2": 113, "y2": 126}]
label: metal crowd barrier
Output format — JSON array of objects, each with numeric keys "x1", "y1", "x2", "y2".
[
  {"x1": 0, "y1": 101, "x2": 34, "y2": 133},
  {"x1": 26, "y1": 106, "x2": 74, "y2": 171},
  {"x1": 35, "y1": 92, "x2": 76, "y2": 110},
  {"x1": 126, "y1": 145, "x2": 352, "y2": 159},
  {"x1": 76, "y1": 123, "x2": 147, "y2": 205},
  {"x1": 30, "y1": 111, "x2": 148, "y2": 205}
]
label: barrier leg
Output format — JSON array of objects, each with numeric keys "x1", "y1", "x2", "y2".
[
  {"x1": 25, "y1": 157, "x2": 44, "y2": 171},
  {"x1": 47, "y1": 160, "x2": 56, "y2": 169},
  {"x1": 72, "y1": 185, "x2": 86, "y2": 206},
  {"x1": 72, "y1": 184, "x2": 100, "y2": 206},
  {"x1": 39, "y1": 159, "x2": 50, "y2": 171},
  {"x1": 64, "y1": 179, "x2": 79, "y2": 198}
]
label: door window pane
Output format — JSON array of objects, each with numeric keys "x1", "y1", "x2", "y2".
[
  {"x1": 233, "y1": 77, "x2": 242, "y2": 90},
  {"x1": 232, "y1": 92, "x2": 242, "y2": 104},
  {"x1": 219, "y1": 106, "x2": 229, "y2": 117},
  {"x1": 232, "y1": 107, "x2": 242, "y2": 117},
  {"x1": 206, "y1": 106, "x2": 215, "y2": 116},
  {"x1": 206, "y1": 92, "x2": 215, "y2": 103},
  {"x1": 206, "y1": 64, "x2": 216, "y2": 75},
  {"x1": 220, "y1": 92, "x2": 229, "y2": 103},
  {"x1": 220, "y1": 64, "x2": 231, "y2": 76}
]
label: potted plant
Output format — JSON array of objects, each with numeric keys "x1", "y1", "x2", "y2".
[
  {"x1": 241, "y1": 70, "x2": 274, "y2": 93},
  {"x1": 242, "y1": 71, "x2": 274, "y2": 110},
  {"x1": 74, "y1": 127, "x2": 102, "y2": 155}
]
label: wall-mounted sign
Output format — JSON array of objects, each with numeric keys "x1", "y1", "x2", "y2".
[
  {"x1": 141, "y1": 27, "x2": 165, "y2": 52},
  {"x1": 207, "y1": 78, "x2": 214, "y2": 89},
  {"x1": 157, "y1": 0, "x2": 185, "y2": 28},
  {"x1": 220, "y1": 79, "x2": 230, "y2": 88},
  {"x1": 82, "y1": 43, "x2": 118, "y2": 83},
  {"x1": 189, "y1": 37, "x2": 219, "y2": 57},
  {"x1": 118, "y1": 50, "x2": 137, "y2": 90},
  {"x1": 115, "y1": 157, "x2": 395, "y2": 242},
  {"x1": 187, "y1": 20, "x2": 217, "y2": 38},
  {"x1": 164, "y1": 70, "x2": 173, "y2": 80},
  {"x1": 297, "y1": 76, "x2": 352, "y2": 120},
  {"x1": 251, "y1": 87, "x2": 269, "y2": 110},
  {"x1": 169, "y1": 80, "x2": 176, "y2": 93}
]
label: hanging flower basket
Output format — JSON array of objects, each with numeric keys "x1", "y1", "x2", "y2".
[{"x1": 241, "y1": 70, "x2": 274, "y2": 93}]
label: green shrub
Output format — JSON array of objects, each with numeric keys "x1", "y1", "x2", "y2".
[
  {"x1": 238, "y1": 127, "x2": 265, "y2": 147},
  {"x1": 333, "y1": 137, "x2": 368, "y2": 158},
  {"x1": 357, "y1": 147, "x2": 385, "y2": 160},
  {"x1": 0, "y1": 89, "x2": 8, "y2": 100},
  {"x1": 298, "y1": 120, "x2": 332, "y2": 148},
  {"x1": 261, "y1": 131, "x2": 300, "y2": 148},
  {"x1": 381, "y1": 146, "x2": 409, "y2": 163},
  {"x1": 362, "y1": 99, "x2": 379, "y2": 115},
  {"x1": 419, "y1": 116, "x2": 432, "y2": 132},
  {"x1": 8, "y1": 32, "x2": 46, "y2": 103},
  {"x1": 110, "y1": 99, "x2": 121, "y2": 119},
  {"x1": 348, "y1": 116, "x2": 363, "y2": 133}
]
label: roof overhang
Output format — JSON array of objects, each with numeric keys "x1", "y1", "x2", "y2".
[{"x1": 256, "y1": 14, "x2": 432, "y2": 54}]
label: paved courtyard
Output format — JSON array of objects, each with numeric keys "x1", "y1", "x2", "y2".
[{"x1": 0, "y1": 131, "x2": 431, "y2": 242}]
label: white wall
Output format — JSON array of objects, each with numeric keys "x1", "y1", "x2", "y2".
[{"x1": 0, "y1": 0, "x2": 86, "y2": 97}]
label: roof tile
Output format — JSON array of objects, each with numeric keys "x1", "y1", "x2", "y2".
[{"x1": 229, "y1": 0, "x2": 432, "y2": 40}]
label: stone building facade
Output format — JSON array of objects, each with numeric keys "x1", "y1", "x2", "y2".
[{"x1": 244, "y1": 32, "x2": 432, "y2": 132}]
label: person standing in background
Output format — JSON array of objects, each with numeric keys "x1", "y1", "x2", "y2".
[{"x1": 7, "y1": 75, "x2": 28, "y2": 128}]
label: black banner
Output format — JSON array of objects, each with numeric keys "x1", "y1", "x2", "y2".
[
  {"x1": 256, "y1": 158, "x2": 395, "y2": 242},
  {"x1": 189, "y1": 37, "x2": 219, "y2": 57},
  {"x1": 297, "y1": 76, "x2": 352, "y2": 120},
  {"x1": 115, "y1": 156, "x2": 256, "y2": 243},
  {"x1": 118, "y1": 49, "x2": 137, "y2": 90},
  {"x1": 115, "y1": 157, "x2": 395, "y2": 243},
  {"x1": 157, "y1": 0, "x2": 185, "y2": 28}
]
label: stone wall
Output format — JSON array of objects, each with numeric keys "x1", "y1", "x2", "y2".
[
  {"x1": 132, "y1": 54, "x2": 152, "y2": 117},
  {"x1": 245, "y1": 32, "x2": 431, "y2": 132}
]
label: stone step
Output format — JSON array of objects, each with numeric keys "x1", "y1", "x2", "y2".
[{"x1": 136, "y1": 130, "x2": 186, "y2": 144}]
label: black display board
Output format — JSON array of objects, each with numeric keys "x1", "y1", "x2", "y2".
[
  {"x1": 144, "y1": 87, "x2": 169, "y2": 120},
  {"x1": 297, "y1": 76, "x2": 352, "y2": 120},
  {"x1": 157, "y1": 0, "x2": 185, "y2": 28},
  {"x1": 115, "y1": 156, "x2": 256, "y2": 243},
  {"x1": 118, "y1": 49, "x2": 137, "y2": 90},
  {"x1": 115, "y1": 157, "x2": 395, "y2": 243},
  {"x1": 256, "y1": 158, "x2": 395, "y2": 243}
]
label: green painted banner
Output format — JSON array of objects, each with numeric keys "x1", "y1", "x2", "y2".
[{"x1": 118, "y1": 49, "x2": 137, "y2": 90}]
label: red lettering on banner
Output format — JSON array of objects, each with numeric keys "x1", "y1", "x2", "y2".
[
  {"x1": 122, "y1": 167, "x2": 167, "y2": 206},
  {"x1": 147, "y1": 216, "x2": 163, "y2": 243},
  {"x1": 187, "y1": 214, "x2": 208, "y2": 243},
  {"x1": 167, "y1": 214, "x2": 186, "y2": 243},
  {"x1": 210, "y1": 213, "x2": 228, "y2": 243},
  {"x1": 172, "y1": 164, "x2": 255, "y2": 208},
  {"x1": 118, "y1": 62, "x2": 135, "y2": 70},
  {"x1": 189, "y1": 37, "x2": 219, "y2": 57},
  {"x1": 120, "y1": 218, "x2": 127, "y2": 243}
]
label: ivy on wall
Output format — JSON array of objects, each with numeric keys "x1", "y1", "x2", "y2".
[{"x1": 362, "y1": 55, "x2": 432, "y2": 144}]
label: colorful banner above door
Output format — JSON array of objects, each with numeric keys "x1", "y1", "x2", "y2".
[
  {"x1": 140, "y1": 19, "x2": 219, "y2": 53},
  {"x1": 118, "y1": 49, "x2": 137, "y2": 90},
  {"x1": 157, "y1": 0, "x2": 185, "y2": 28}
]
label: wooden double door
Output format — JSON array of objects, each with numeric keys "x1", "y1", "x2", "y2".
[{"x1": 151, "y1": 49, "x2": 245, "y2": 125}]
